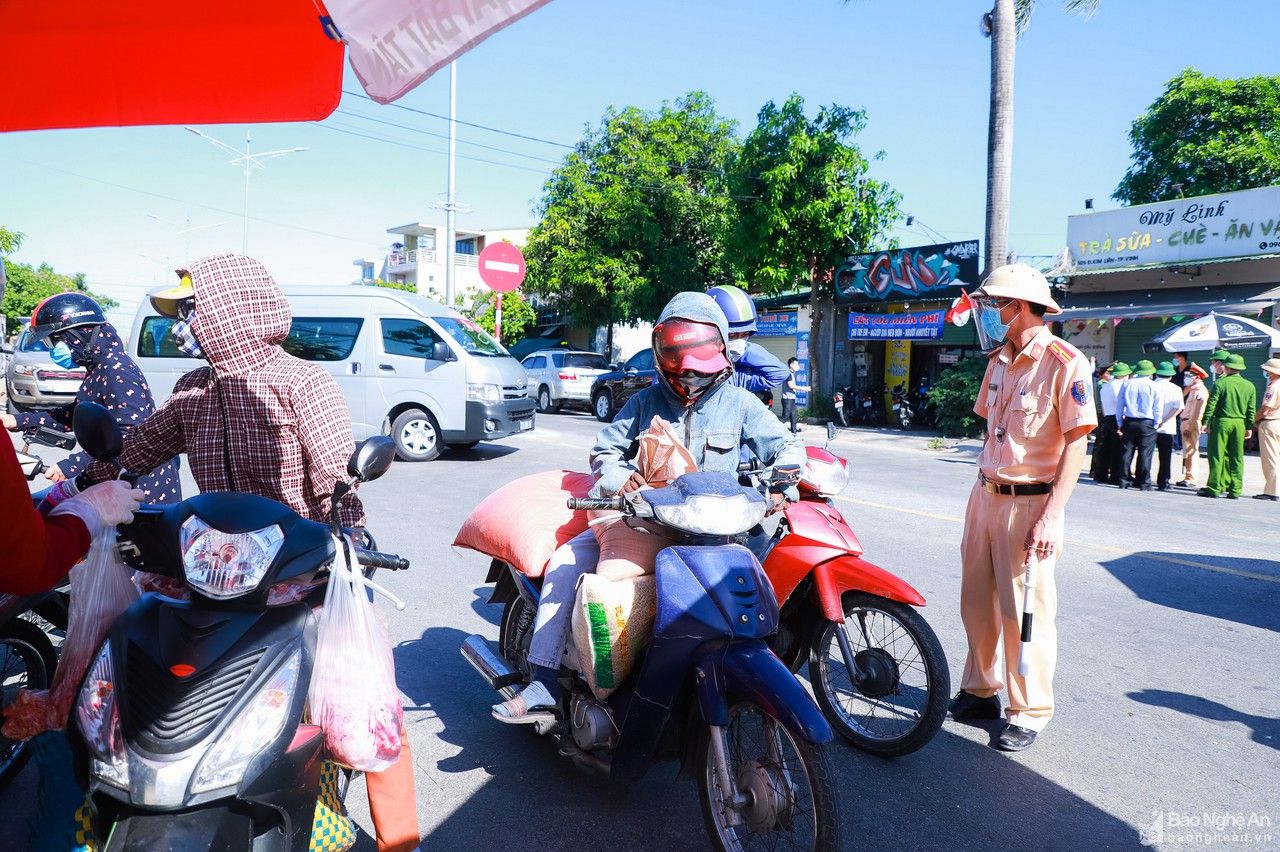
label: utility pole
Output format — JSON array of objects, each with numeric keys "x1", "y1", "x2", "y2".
[
  {"x1": 185, "y1": 127, "x2": 306, "y2": 255},
  {"x1": 445, "y1": 62, "x2": 458, "y2": 307}
]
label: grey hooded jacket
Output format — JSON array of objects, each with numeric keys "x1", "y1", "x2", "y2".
[{"x1": 589, "y1": 292, "x2": 806, "y2": 497}]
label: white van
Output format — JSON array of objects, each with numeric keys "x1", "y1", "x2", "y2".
[{"x1": 129, "y1": 285, "x2": 535, "y2": 461}]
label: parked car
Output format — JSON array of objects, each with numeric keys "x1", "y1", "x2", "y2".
[
  {"x1": 521, "y1": 349, "x2": 612, "y2": 413},
  {"x1": 129, "y1": 285, "x2": 536, "y2": 462},
  {"x1": 589, "y1": 348, "x2": 657, "y2": 422},
  {"x1": 3, "y1": 322, "x2": 85, "y2": 413}
]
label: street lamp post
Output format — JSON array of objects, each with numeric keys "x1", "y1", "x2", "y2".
[
  {"x1": 147, "y1": 213, "x2": 225, "y2": 266},
  {"x1": 184, "y1": 127, "x2": 306, "y2": 254}
]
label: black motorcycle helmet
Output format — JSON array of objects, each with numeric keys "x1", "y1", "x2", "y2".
[{"x1": 29, "y1": 291, "x2": 106, "y2": 342}]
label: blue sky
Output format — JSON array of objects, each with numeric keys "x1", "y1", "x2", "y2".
[{"x1": 3, "y1": 0, "x2": 1274, "y2": 325}]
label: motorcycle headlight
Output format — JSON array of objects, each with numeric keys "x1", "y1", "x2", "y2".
[
  {"x1": 180, "y1": 517, "x2": 285, "y2": 599},
  {"x1": 802, "y1": 455, "x2": 851, "y2": 497},
  {"x1": 190, "y1": 649, "x2": 301, "y2": 794},
  {"x1": 76, "y1": 641, "x2": 129, "y2": 790},
  {"x1": 652, "y1": 493, "x2": 767, "y2": 536}
]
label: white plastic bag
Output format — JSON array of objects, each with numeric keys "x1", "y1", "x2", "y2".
[
  {"x1": 307, "y1": 535, "x2": 405, "y2": 772},
  {"x1": 3, "y1": 534, "x2": 138, "y2": 739}
]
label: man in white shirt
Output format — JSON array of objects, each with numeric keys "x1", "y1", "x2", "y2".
[
  {"x1": 1153, "y1": 360, "x2": 1186, "y2": 491},
  {"x1": 1096, "y1": 361, "x2": 1130, "y2": 485}
]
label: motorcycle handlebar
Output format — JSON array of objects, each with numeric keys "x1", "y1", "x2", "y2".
[
  {"x1": 567, "y1": 496, "x2": 623, "y2": 511},
  {"x1": 355, "y1": 548, "x2": 410, "y2": 571}
]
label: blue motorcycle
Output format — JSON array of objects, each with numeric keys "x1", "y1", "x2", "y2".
[{"x1": 462, "y1": 471, "x2": 841, "y2": 851}]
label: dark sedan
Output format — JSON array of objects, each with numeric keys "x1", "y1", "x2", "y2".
[{"x1": 589, "y1": 348, "x2": 657, "y2": 421}]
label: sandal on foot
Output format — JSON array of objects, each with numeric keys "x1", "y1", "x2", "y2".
[{"x1": 491, "y1": 682, "x2": 558, "y2": 725}]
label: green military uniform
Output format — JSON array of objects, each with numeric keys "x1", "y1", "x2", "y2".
[{"x1": 1203, "y1": 357, "x2": 1257, "y2": 497}]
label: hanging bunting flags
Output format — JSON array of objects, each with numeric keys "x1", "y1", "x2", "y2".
[
  {"x1": 1172, "y1": 315, "x2": 1186, "y2": 323},
  {"x1": 1112, "y1": 317, "x2": 1124, "y2": 327}
]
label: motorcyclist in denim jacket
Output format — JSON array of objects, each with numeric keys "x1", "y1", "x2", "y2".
[{"x1": 493, "y1": 291, "x2": 804, "y2": 724}]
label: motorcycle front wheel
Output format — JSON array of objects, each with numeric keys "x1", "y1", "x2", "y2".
[
  {"x1": 809, "y1": 592, "x2": 949, "y2": 757},
  {"x1": 698, "y1": 702, "x2": 840, "y2": 852},
  {"x1": 0, "y1": 619, "x2": 58, "y2": 788}
]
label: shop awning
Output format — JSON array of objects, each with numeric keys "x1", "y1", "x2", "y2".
[{"x1": 1056, "y1": 282, "x2": 1280, "y2": 322}]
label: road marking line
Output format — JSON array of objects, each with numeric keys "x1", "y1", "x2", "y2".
[{"x1": 832, "y1": 495, "x2": 1280, "y2": 585}]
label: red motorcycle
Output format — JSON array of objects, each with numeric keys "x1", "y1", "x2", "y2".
[{"x1": 752, "y1": 434, "x2": 949, "y2": 756}]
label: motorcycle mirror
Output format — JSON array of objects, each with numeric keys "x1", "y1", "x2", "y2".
[
  {"x1": 347, "y1": 436, "x2": 396, "y2": 482},
  {"x1": 32, "y1": 426, "x2": 76, "y2": 451},
  {"x1": 72, "y1": 401, "x2": 123, "y2": 462}
]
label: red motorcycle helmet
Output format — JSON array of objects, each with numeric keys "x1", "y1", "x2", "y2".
[{"x1": 652, "y1": 318, "x2": 731, "y2": 404}]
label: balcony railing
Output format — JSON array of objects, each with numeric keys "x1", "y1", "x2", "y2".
[{"x1": 385, "y1": 249, "x2": 479, "y2": 268}]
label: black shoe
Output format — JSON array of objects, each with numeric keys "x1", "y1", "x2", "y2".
[
  {"x1": 1226, "y1": 493, "x2": 1239, "y2": 500},
  {"x1": 1197, "y1": 488, "x2": 1219, "y2": 498},
  {"x1": 949, "y1": 690, "x2": 1001, "y2": 721},
  {"x1": 1175, "y1": 480, "x2": 1191, "y2": 487},
  {"x1": 996, "y1": 723, "x2": 1037, "y2": 752},
  {"x1": 1140, "y1": 485, "x2": 1155, "y2": 492},
  {"x1": 1117, "y1": 483, "x2": 1131, "y2": 490},
  {"x1": 1157, "y1": 485, "x2": 1170, "y2": 491},
  {"x1": 1252, "y1": 494, "x2": 1279, "y2": 501}
]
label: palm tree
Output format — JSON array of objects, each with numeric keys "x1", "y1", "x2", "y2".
[{"x1": 983, "y1": 0, "x2": 1099, "y2": 275}]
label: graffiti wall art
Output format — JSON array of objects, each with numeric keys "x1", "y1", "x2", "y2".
[{"x1": 835, "y1": 240, "x2": 979, "y2": 303}]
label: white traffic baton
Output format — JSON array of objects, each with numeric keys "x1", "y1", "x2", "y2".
[{"x1": 1016, "y1": 553, "x2": 1038, "y2": 678}]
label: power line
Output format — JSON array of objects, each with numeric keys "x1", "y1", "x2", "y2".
[
  {"x1": 333, "y1": 108, "x2": 564, "y2": 165},
  {"x1": 311, "y1": 121, "x2": 552, "y2": 175},
  {"x1": 343, "y1": 88, "x2": 576, "y2": 150}
]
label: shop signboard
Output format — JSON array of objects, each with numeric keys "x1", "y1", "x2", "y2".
[
  {"x1": 756, "y1": 311, "x2": 798, "y2": 336},
  {"x1": 1061, "y1": 320, "x2": 1113, "y2": 370},
  {"x1": 847, "y1": 308, "x2": 947, "y2": 340},
  {"x1": 834, "y1": 240, "x2": 980, "y2": 303},
  {"x1": 1067, "y1": 185, "x2": 1280, "y2": 272}
]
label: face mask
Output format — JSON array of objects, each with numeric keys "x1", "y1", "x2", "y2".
[
  {"x1": 50, "y1": 340, "x2": 77, "y2": 369},
  {"x1": 171, "y1": 314, "x2": 206, "y2": 359},
  {"x1": 675, "y1": 372, "x2": 718, "y2": 402},
  {"x1": 727, "y1": 338, "x2": 748, "y2": 362},
  {"x1": 977, "y1": 304, "x2": 1014, "y2": 349}
]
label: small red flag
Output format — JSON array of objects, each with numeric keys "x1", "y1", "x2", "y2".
[{"x1": 946, "y1": 290, "x2": 974, "y2": 327}]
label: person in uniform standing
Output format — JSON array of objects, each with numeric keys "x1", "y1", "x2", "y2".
[
  {"x1": 1199, "y1": 352, "x2": 1256, "y2": 499},
  {"x1": 1117, "y1": 359, "x2": 1160, "y2": 491},
  {"x1": 1253, "y1": 358, "x2": 1280, "y2": 501},
  {"x1": 1089, "y1": 363, "x2": 1114, "y2": 483},
  {"x1": 948, "y1": 264, "x2": 1096, "y2": 753},
  {"x1": 1095, "y1": 361, "x2": 1129, "y2": 484},
  {"x1": 1152, "y1": 361, "x2": 1184, "y2": 491},
  {"x1": 1177, "y1": 364, "x2": 1209, "y2": 488}
]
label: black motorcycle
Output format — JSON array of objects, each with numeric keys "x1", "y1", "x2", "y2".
[
  {"x1": 66, "y1": 403, "x2": 409, "y2": 851},
  {"x1": 890, "y1": 384, "x2": 914, "y2": 431},
  {"x1": 0, "y1": 425, "x2": 75, "y2": 789}
]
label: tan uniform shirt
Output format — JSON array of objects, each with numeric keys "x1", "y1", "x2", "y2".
[
  {"x1": 974, "y1": 326, "x2": 1097, "y2": 484},
  {"x1": 1261, "y1": 380, "x2": 1280, "y2": 421},
  {"x1": 1182, "y1": 381, "x2": 1209, "y2": 429}
]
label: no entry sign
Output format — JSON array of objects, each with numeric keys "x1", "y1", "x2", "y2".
[{"x1": 477, "y1": 241, "x2": 526, "y2": 292}]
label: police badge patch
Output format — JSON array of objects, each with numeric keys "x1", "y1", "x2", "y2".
[{"x1": 1071, "y1": 379, "x2": 1088, "y2": 405}]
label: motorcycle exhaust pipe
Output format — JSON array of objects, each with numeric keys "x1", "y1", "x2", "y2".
[{"x1": 461, "y1": 634, "x2": 522, "y2": 698}]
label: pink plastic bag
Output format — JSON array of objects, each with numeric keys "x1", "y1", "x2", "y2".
[
  {"x1": 3, "y1": 534, "x2": 138, "y2": 739},
  {"x1": 307, "y1": 536, "x2": 404, "y2": 772}
]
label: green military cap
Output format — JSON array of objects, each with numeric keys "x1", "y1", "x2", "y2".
[
  {"x1": 1210, "y1": 348, "x2": 1230, "y2": 362},
  {"x1": 1223, "y1": 353, "x2": 1247, "y2": 371},
  {"x1": 1110, "y1": 361, "x2": 1133, "y2": 377},
  {"x1": 1133, "y1": 359, "x2": 1156, "y2": 376},
  {"x1": 1155, "y1": 360, "x2": 1177, "y2": 377}
]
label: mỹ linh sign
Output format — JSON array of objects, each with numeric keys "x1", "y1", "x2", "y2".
[
  {"x1": 1067, "y1": 185, "x2": 1280, "y2": 272},
  {"x1": 331, "y1": 0, "x2": 555, "y2": 104}
]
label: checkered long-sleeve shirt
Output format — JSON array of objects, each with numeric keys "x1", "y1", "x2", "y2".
[{"x1": 85, "y1": 254, "x2": 364, "y2": 527}]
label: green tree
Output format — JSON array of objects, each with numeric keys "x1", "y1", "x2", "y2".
[
  {"x1": 523, "y1": 91, "x2": 740, "y2": 332},
  {"x1": 2, "y1": 233, "x2": 118, "y2": 332},
  {"x1": 927, "y1": 356, "x2": 989, "y2": 438},
  {"x1": 1114, "y1": 69, "x2": 1280, "y2": 205},
  {"x1": 730, "y1": 94, "x2": 900, "y2": 396},
  {"x1": 467, "y1": 290, "x2": 536, "y2": 341}
]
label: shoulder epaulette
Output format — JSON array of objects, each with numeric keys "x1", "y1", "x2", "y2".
[{"x1": 1046, "y1": 339, "x2": 1075, "y2": 365}]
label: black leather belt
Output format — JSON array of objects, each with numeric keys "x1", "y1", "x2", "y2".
[{"x1": 979, "y1": 473, "x2": 1053, "y2": 496}]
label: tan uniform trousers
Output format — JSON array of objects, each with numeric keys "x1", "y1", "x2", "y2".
[
  {"x1": 959, "y1": 481, "x2": 1059, "y2": 732},
  {"x1": 1260, "y1": 419, "x2": 1280, "y2": 497},
  {"x1": 1180, "y1": 422, "x2": 1202, "y2": 485}
]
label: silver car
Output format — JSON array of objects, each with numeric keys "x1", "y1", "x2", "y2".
[
  {"x1": 521, "y1": 349, "x2": 611, "y2": 413},
  {"x1": 3, "y1": 323, "x2": 85, "y2": 413}
]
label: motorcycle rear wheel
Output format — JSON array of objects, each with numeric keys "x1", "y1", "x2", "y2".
[
  {"x1": 698, "y1": 702, "x2": 840, "y2": 852},
  {"x1": 809, "y1": 592, "x2": 949, "y2": 757},
  {"x1": 0, "y1": 618, "x2": 58, "y2": 789}
]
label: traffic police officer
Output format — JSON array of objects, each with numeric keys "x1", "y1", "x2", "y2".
[{"x1": 949, "y1": 264, "x2": 1096, "y2": 752}]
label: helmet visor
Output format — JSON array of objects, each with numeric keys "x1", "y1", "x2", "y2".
[{"x1": 653, "y1": 319, "x2": 730, "y2": 374}]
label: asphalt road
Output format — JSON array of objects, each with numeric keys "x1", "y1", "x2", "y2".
[{"x1": 5, "y1": 412, "x2": 1278, "y2": 851}]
